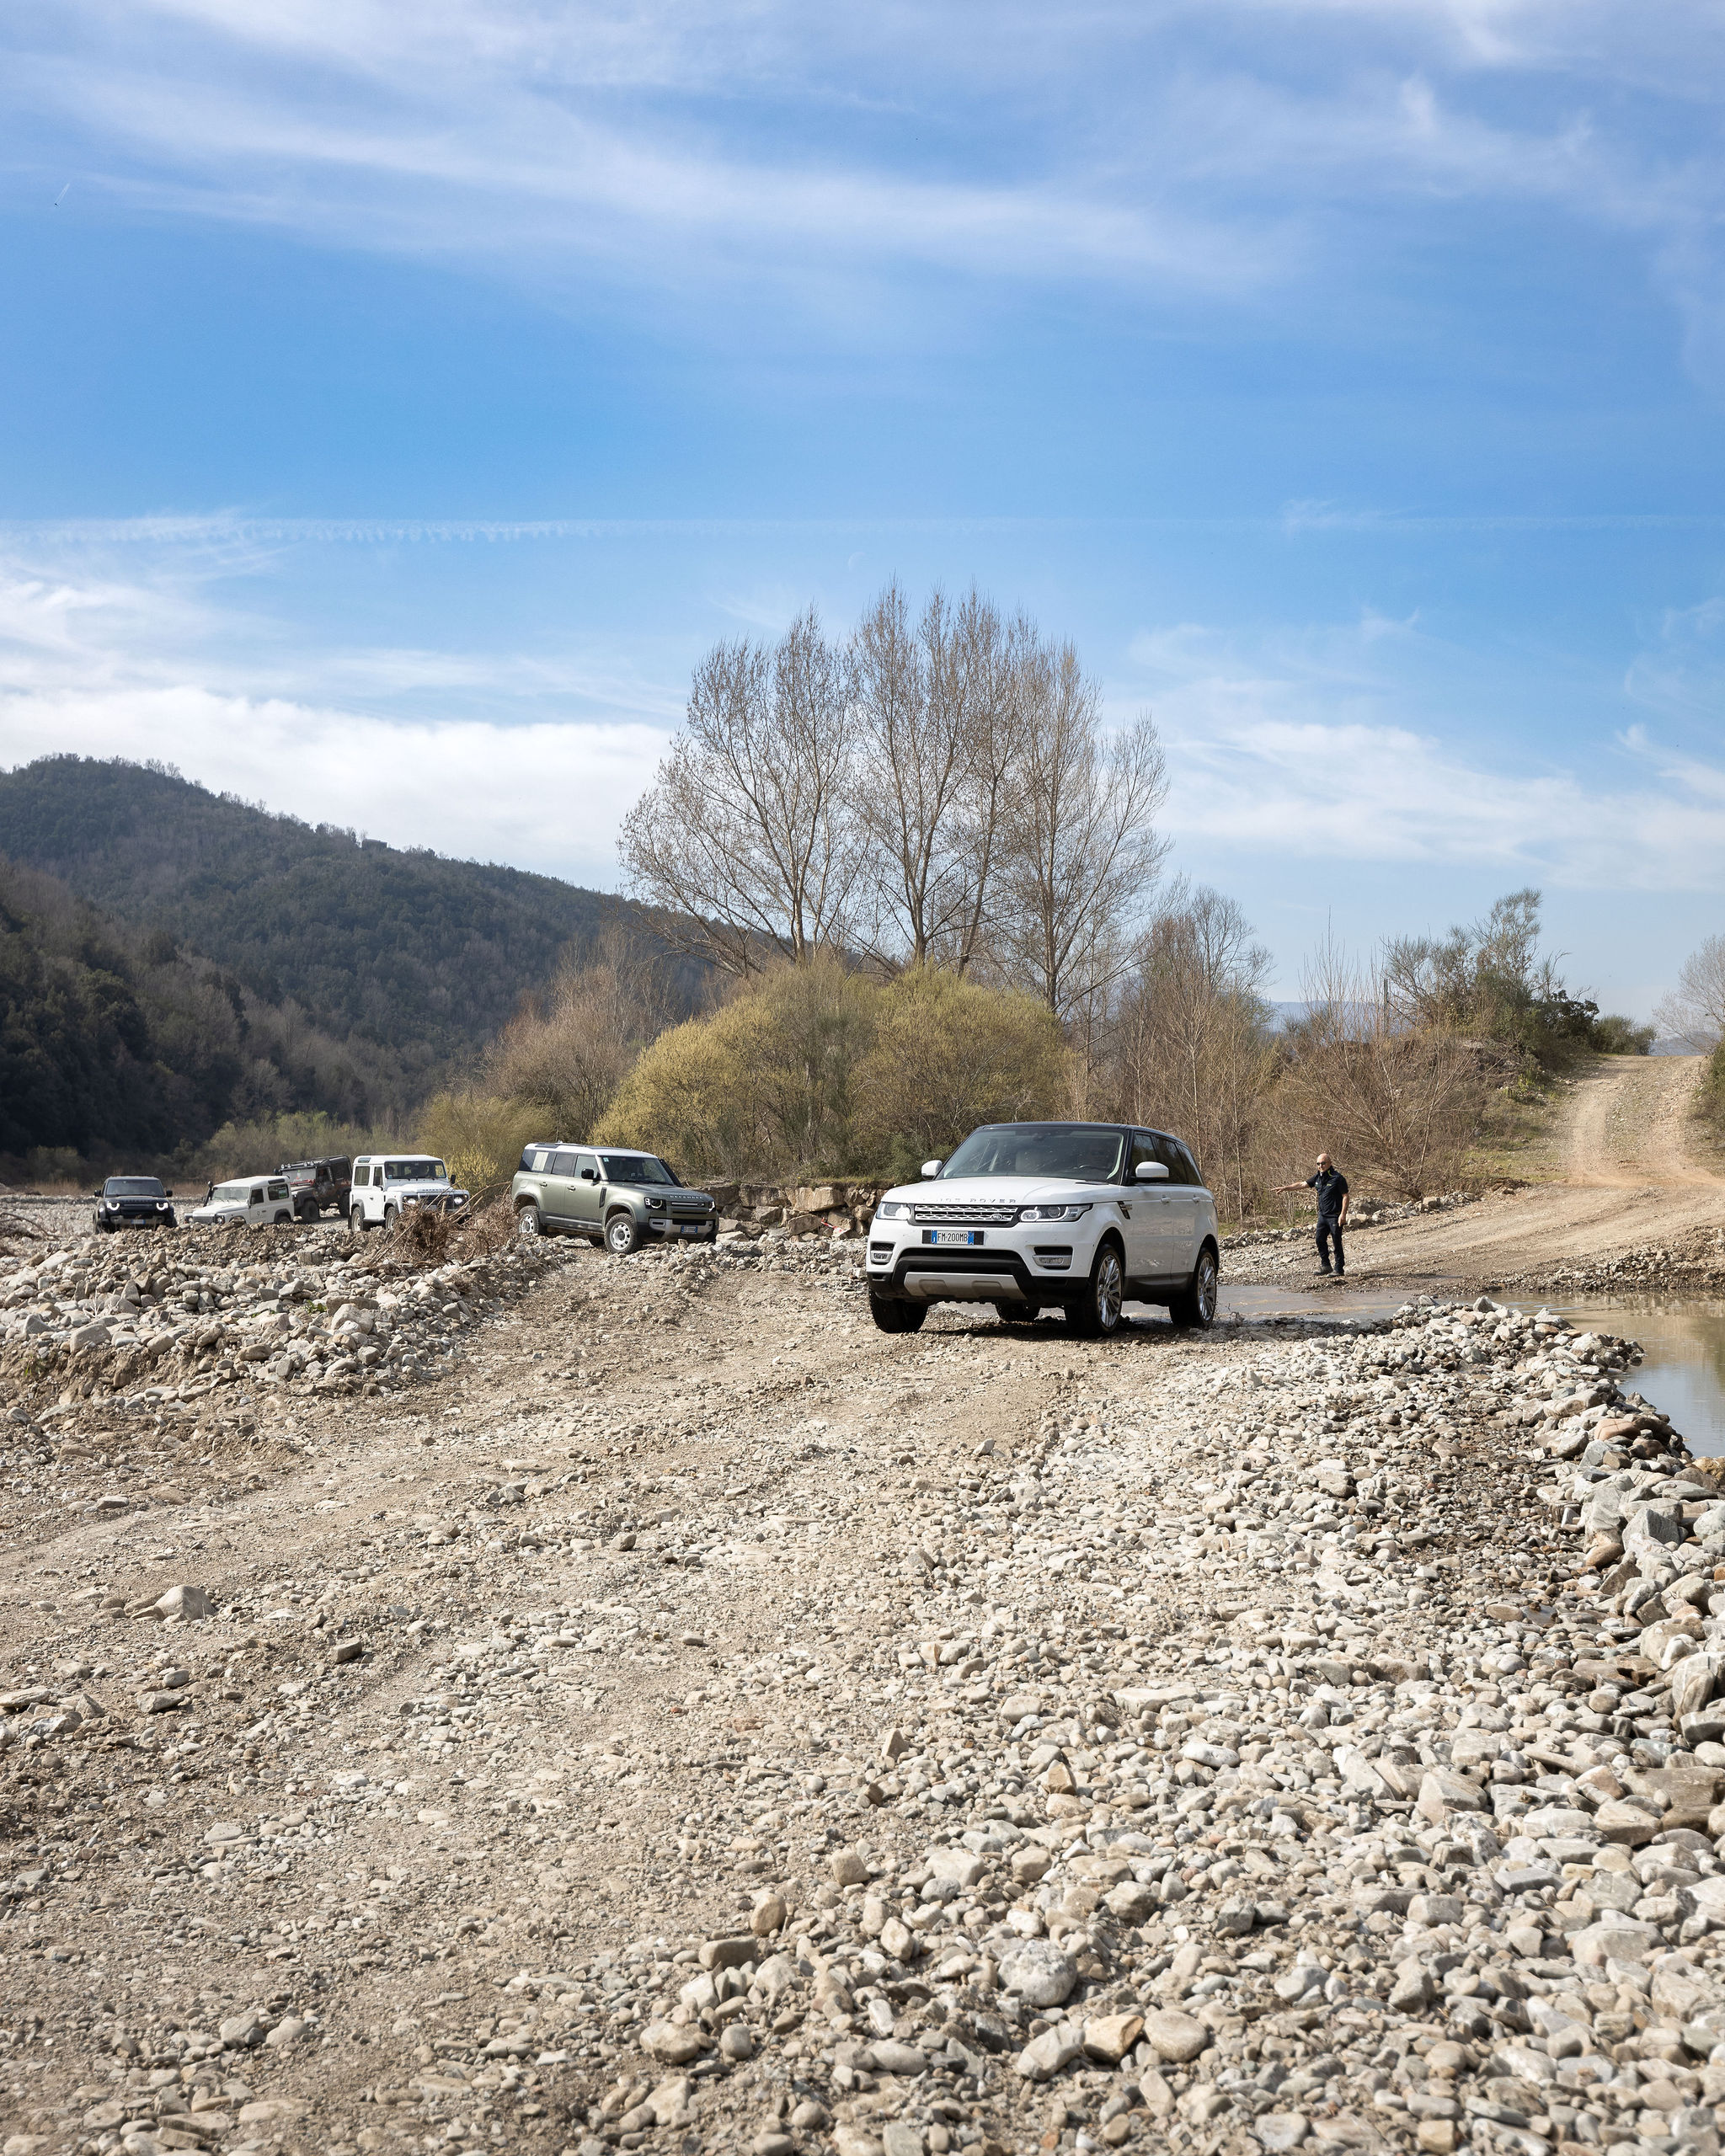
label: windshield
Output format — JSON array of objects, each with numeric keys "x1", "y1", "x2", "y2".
[
  {"x1": 941, "y1": 1123, "x2": 1125, "y2": 1182},
  {"x1": 211, "y1": 1184, "x2": 248, "y2": 1203},
  {"x1": 384, "y1": 1159, "x2": 447, "y2": 1182},
  {"x1": 104, "y1": 1177, "x2": 164, "y2": 1198},
  {"x1": 600, "y1": 1153, "x2": 676, "y2": 1186}
]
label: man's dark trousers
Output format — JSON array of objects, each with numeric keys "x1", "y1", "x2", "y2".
[{"x1": 1316, "y1": 1219, "x2": 1345, "y2": 1275}]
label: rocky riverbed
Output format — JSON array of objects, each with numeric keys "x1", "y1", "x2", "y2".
[{"x1": 4, "y1": 1238, "x2": 1725, "y2": 2156}]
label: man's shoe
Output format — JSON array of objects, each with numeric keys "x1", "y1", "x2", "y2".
[{"x1": 1316, "y1": 1266, "x2": 1332, "y2": 1275}]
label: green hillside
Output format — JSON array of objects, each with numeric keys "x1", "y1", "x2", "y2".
[
  {"x1": 0, "y1": 756, "x2": 660, "y2": 1091},
  {"x1": 0, "y1": 855, "x2": 387, "y2": 1164}
]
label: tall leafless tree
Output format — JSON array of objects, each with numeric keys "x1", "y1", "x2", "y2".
[
  {"x1": 992, "y1": 638, "x2": 1170, "y2": 1024},
  {"x1": 1657, "y1": 934, "x2": 1725, "y2": 1051},
  {"x1": 852, "y1": 582, "x2": 975, "y2": 969},
  {"x1": 619, "y1": 610, "x2": 859, "y2": 974}
]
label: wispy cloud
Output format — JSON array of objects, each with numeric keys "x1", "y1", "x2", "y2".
[
  {"x1": 1129, "y1": 612, "x2": 1725, "y2": 890},
  {"x1": 10, "y1": 0, "x2": 1725, "y2": 365}
]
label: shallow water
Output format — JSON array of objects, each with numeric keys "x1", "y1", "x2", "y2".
[
  {"x1": 1192, "y1": 1280, "x2": 1725, "y2": 1462},
  {"x1": 1507, "y1": 1293, "x2": 1725, "y2": 1460}
]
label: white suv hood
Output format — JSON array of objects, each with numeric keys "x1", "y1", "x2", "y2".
[{"x1": 881, "y1": 1175, "x2": 1121, "y2": 1208}]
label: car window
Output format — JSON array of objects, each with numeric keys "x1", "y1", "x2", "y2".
[
  {"x1": 576, "y1": 1152, "x2": 600, "y2": 1180},
  {"x1": 105, "y1": 1177, "x2": 164, "y2": 1197},
  {"x1": 1149, "y1": 1133, "x2": 1198, "y2": 1186},
  {"x1": 520, "y1": 1146, "x2": 553, "y2": 1173},
  {"x1": 600, "y1": 1153, "x2": 675, "y2": 1185},
  {"x1": 942, "y1": 1123, "x2": 1125, "y2": 1182},
  {"x1": 1172, "y1": 1139, "x2": 1204, "y2": 1187},
  {"x1": 384, "y1": 1158, "x2": 446, "y2": 1182},
  {"x1": 267, "y1": 1180, "x2": 288, "y2": 1199},
  {"x1": 550, "y1": 1149, "x2": 582, "y2": 1177},
  {"x1": 1129, "y1": 1134, "x2": 1161, "y2": 1180},
  {"x1": 249, "y1": 1187, "x2": 264, "y2": 1205}
]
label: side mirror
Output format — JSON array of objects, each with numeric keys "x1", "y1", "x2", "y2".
[
  {"x1": 1135, "y1": 1160, "x2": 1170, "y2": 1182},
  {"x1": 581, "y1": 1169, "x2": 597, "y2": 1182},
  {"x1": 921, "y1": 1160, "x2": 943, "y2": 1179},
  {"x1": 164, "y1": 1189, "x2": 174, "y2": 1199}
]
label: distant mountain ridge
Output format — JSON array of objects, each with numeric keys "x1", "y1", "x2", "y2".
[{"x1": 0, "y1": 756, "x2": 662, "y2": 1099}]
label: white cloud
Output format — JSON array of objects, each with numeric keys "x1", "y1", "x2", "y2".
[
  {"x1": 0, "y1": 531, "x2": 678, "y2": 883},
  {"x1": 0, "y1": 684, "x2": 662, "y2": 883},
  {"x1": 1128, "y1": 614, "x2": 1725, "y2": 890}
]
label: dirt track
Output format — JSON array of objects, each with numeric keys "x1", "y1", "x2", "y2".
[{"x1": 1235, "y1": 1056, "x2": 1725, "y2": 1294}]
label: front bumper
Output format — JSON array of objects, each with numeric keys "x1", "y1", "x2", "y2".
[
  {"x1": 867, "y1": 1227, "x2": 1087, "y2": 1305},
  {"x1": 98, "y1": 1207, "x2": 176, "y2": 1228},
  {"x1": 646, "y1": 1213, "x2": 717, "y2": 1241}
]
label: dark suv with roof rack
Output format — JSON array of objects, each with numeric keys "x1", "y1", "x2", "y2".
[{"x1": 278, "y1": 1157, "x2": 353, "y2": 1223}]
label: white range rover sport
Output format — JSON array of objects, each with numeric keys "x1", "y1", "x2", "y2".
[{"x1": 866, "y1": 1120, "x2": 1220, "y2": 1338}]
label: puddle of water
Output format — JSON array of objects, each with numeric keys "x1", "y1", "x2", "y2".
[
  {"x1": 1129, "y1": 1284, "x2": 1725, "y2": 1460},
  {"x1": 1509, "y1": 1294, "x2": 1725, "y2": 1459}
]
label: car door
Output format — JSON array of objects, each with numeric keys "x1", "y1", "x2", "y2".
[
  {"x1": 538, "y1": 1149, "x2": 583, "y2": 1227},
  {"x1": 1153, "y1": 1134, "x2": 1204, "y2": 1279},
  {"x1": 568, "y1": 1151, "x2": 604, "y2": 1236},
  {"x1": 1123, "y1": 1132, "x2": 1172, "y2": 1281},
  {"x1": 246, "y1": 1184, "x2": 267, "y2": 1227}
]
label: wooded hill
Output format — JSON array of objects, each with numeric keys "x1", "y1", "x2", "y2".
[{"x1": 0, "y1": 756, "x2": 690, "y2": 1164}]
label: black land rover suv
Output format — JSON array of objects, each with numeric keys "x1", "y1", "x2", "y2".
[{"x1": 93, "y1": 1177, "x2": 177, "y2": 1231}]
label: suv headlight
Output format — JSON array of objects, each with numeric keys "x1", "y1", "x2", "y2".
[
  {"x1": 875, "y1": 1201, "x2": 909, "y2": 1220},
  {"x1": 646, "y1": 1196, "x2": 665, "y2": 1211},
  {"x1": 1019, "y1": 1203, "x2": 1093, "y2": 1222}
]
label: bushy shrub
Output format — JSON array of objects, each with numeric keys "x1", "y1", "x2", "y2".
[
  {"x1": 1591, "y1": 1013, "x2": 1656, "y2": 1056},
  {"x1": 596, "y1": 958, "x2": 1066, "y2": 1180},
  {"x1": 415, "y1": 1092, "x2": 547, "y2": 1199},
  {"x1": 1700, "y1": 1041, "x2": 1725, "y2": 1146},
  {"x1": 856, "y1": 968, "x2": 1068, "y2": 1170}
]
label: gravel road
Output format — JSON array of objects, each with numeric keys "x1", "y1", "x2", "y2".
[{"x1": 6, "y1": 1225, "x2": 1725, "y2": 2156}]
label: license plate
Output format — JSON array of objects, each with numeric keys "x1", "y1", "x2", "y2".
[
  {"x1": 926, "y1": 1229, "x2": 983, "y2": 1246},
  {"x1": 677, "y1": 1223, "x2": 705, "y2": 1236}
]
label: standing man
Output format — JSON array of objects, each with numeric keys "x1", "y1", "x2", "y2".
[{"x1": 1274, "y1": 1153, "x2": 1350, "y2": 1278}]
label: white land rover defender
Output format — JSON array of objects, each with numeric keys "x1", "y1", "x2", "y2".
[
  {"x1": 348, "y1": 1155, "x2": 470, "y2": 1233},
  {"x1": 865, "y1": 1120, "x2": 1220, "y2": 1337}
]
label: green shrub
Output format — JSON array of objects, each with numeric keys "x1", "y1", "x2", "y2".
[
  {"x1": 596, "y1": 959, "x2": 1068, "y2": 1180},
  {"x1": 1700, "y1": 1041, "x2": 1725, "y2": 1145}
]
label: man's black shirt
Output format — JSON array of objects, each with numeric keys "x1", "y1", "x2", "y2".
[{"x1": 1307, "y1": 1168, "x2": 1348, "y2": 1222}]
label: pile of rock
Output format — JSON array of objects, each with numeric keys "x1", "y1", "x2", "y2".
[
  {"x1": 0, "y1": 1230, "x2": 564, "y2": 1412},
  {"x1": 470, "y1": 1296, "x2": 1725, "y2": 2156},
  {"x1": 704, "y1": 1184, "x2": 885, "y2": 1243}
]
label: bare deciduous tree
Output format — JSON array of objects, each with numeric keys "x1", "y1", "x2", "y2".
[
  {"x1": 1656, "y1": 934, "x2": 1725, "y2": 1051},
  {"x1": 852, "y1": 582, "x2": 976, "y2": 969},
  {"x1": 1101, "y1": 883, "x2": 1277, "y2": 1221},
  {"x1": 486, "y1": 923, "x2": 666, "y2": 1139},
  {"x1": 992, "y1": 639, "x2": 1169, "y2": 1024},
  {"x1": 620, "y1": 610, "x2": 859, "y2": 974},
  {"x1": 1279, "y1": 937, "x2": 1481, "y2": 1199}
]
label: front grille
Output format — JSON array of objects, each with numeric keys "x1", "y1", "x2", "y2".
[
  {"x1": 899, "y1": 1250, "x2": 1020, "y2": 1274},
  {"x1": 911, "y1": 1204, "x2": 1019, "y2": 1226}
]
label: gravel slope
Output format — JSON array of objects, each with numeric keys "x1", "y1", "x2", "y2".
[{"x1": 4, "y1": 1232, "x2": 1725, "y2": 2156}]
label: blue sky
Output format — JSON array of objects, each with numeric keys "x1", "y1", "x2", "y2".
[{"x1": 3, "y1": 1, "x2": 1724, "y2": 1014}]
